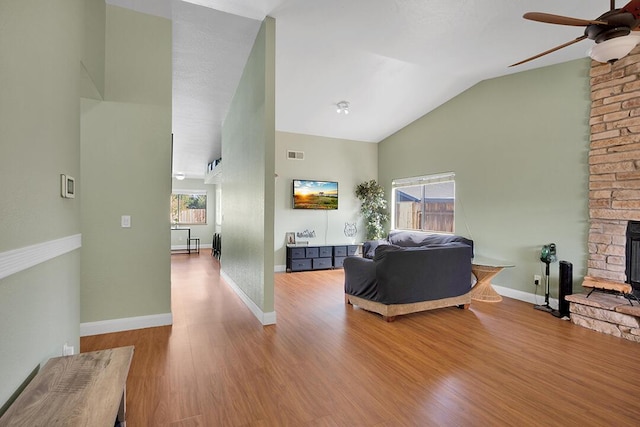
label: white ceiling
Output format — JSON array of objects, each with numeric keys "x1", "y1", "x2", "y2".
[{"x1": 107, "y1": 0, "x2": 611, "y2": 178}]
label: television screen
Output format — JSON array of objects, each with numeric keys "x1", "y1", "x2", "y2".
[{"x1": 293, "y1": 180, "x2": 338, "y2": 210}]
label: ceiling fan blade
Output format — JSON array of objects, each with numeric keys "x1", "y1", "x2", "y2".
[
  {"x1": 524, "y1": 12, "x2": 607, "y2": 26},
  {"x1": 509, "y1": 35, "x2": 588, "y2": 67}
]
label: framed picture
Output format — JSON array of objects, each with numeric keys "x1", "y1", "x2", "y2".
[{"x1": 285, "y1": 232, "x2": 296, "y2": 245}]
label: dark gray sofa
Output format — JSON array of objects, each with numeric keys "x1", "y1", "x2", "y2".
[{"x1": 344, "y1": 230, "x2": 473, "y2": 321}]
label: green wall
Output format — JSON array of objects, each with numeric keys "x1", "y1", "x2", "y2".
[
  {"x1": 0, "y1": 0, "x2": 83, "y2": 410},
  {"x1": 82, "y1": 0, "x2": 105, "y2": 99},
  {"x1": 103, "y1": 6, "x2": 171, "y2": 106},
  {"x1": 221, "y1": 17, "x2": 276, "y2": 322},
  {"x1": 81, "y1": 101, "x2": 172, "y2": 322},
  {"x1": 379, "y1": 59, "x2": 591, "y2": 298},
  {"x1": 80, "y1": 5, "x2": 172, "y2": 324}
]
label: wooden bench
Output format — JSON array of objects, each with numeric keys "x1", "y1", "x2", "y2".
[
  {"x1": 582, "y1": 276, "x2": 632, "y2": 296},
  {"x1": 0, "y1": 346, "x2": 134, "y2": 427}
]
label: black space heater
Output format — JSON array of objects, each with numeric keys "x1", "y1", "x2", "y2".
[{"x1": 553, "y1": 261, "x2": 573, "y2": 318}]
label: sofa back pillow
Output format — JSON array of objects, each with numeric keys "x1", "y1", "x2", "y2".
[
  {"x1": 388, "y1": 230, "x2": 473, "y2": 257},
  {"x1": 373, "y1": 241, "x2": 469, "y2": 261}
]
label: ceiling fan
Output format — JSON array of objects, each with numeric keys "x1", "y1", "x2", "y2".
[{"x1": 511, "y1": 0, "x2": 640, "y2": 67}]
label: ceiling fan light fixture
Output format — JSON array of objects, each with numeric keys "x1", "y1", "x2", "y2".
[
  {"x1": 589, "y1": 34, "x2": 640, "y2": 63},
  {"x1": 336, "y1": 101, "x2": 350, "y2": 115}
]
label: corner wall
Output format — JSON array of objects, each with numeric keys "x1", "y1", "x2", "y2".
[
  {"x1": 221, "y1": 17, "x2": 276, "y2": 324},
  {"x1": 379, "y1": 59, "x2": 591, "y2": 299},
  {"x1": 0, "y1": 0, "x2": 83, "y2": 410}
]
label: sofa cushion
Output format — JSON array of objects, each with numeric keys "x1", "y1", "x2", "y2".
[{"x1": 387, "y1": 230, "x2": 473, "y2": 256}]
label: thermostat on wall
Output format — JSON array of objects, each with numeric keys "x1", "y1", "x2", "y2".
[{"x1": 60, "y1": 174, "x2": 75, "y2": 198}]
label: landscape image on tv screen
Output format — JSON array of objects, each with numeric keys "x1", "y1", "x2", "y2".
[{"x1": 293, "y1": 180, "x2": 338, "y2": 210}]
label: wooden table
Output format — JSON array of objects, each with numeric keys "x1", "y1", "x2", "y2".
[
  {"x1": 0, "y1": 346, "x2": 134, "y2": 427},
  {"x1": 470, "y1": 256, "x2": 514, "y2": 303}
]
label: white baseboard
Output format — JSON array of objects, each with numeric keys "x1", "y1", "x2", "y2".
[
  {"x1": 220, "y1": 270, "x2": 277, "y2": 325},
  {"x1": 80, "y1": 312, "x2": 173, "y2": 336},
  {"x1": 493, "y1": 284, "x2": 559, "y2": 309},
  {"x1": 274, "y1": 265, "x2": 286, "y2": 273}
]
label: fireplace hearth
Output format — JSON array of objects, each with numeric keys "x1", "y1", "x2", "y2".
[{"x1": 626, "y1": 221, "x2": 640, "y2": 298}]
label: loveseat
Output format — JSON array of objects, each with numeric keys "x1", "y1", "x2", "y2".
[{"x1": 344, "y1": 230, "x2": 474, "y2": 321}]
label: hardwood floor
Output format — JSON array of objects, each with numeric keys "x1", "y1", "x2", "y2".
[{"x1": 81, "y1": 253, "x2": 640, "y2": 426}]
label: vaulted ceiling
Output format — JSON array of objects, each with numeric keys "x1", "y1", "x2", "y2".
[{"x1": 107, "y1": 0, "x2": 608, "y2": 178}]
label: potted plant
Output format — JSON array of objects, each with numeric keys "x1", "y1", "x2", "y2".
[{"x1": 355, "y1": 180, "x2": 389, "y2": 240}]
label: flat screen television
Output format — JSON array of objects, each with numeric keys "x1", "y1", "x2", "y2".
[{"x1": 293, "y1": 179, "x2": 338, "y2": 210}]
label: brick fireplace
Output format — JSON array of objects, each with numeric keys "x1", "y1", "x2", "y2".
[
  {"x1": 588, "y1": 46, "x2": 640, "y2": 282},
  {"x1": 569, "y1": 46, "x2": 640, "y2": 342}
]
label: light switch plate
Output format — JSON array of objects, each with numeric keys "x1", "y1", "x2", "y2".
[{"x1": 121, "y1": 215, "x2": 131, "y2": 228}]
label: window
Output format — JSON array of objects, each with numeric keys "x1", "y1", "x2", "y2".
[
  {"x1": 171, "y1": 190, "x2": 207, "y2": 225},
  {"x1": 392, "y1": 172, "x2": 455, "y2": 233}
]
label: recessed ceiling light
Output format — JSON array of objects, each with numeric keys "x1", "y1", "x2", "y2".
[{"x1": 175, "y1": 172, "x2": 185, "y2": 180}]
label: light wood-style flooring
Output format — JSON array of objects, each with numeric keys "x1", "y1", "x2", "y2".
[{"x1": 81, "y1": 253, "x2": 640, "y2": 426}]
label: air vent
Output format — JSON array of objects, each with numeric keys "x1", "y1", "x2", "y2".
[{"x1": 287, "y1": 150, "x2": 304, "y2": 160}]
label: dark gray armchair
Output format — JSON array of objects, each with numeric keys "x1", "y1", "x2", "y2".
[{"x1": 344, "y1": 231, "x2": 473, "y2": 321}]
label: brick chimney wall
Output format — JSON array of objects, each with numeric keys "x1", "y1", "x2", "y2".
[{"x1": 588, "y1": 47, "x2": 640, "y2": 281}]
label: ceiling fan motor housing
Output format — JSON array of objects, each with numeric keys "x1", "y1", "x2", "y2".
[{"x1": 586, "y1": 10, "x2": 635, "y2": 43}]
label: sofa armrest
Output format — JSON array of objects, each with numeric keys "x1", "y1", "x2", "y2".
[
  {"x1": 343, "y1": 257, "x2": 378, "y2": 299},
  {"x1": 363, "y1": 239, "x2": 389, "y2": 259}
]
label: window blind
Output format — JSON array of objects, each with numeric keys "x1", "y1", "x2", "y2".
[
  {"x1": 172, "y1": 189, "x2": 207, "y2": 196},
  {"x1": 392, "y1": 172, "x2": 455, "y2": 188}
]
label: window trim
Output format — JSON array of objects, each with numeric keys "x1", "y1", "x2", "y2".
[
  {"x1": 171, "y1": 190, "x2": 208, "y2": 226},
  {"x1": 391, "y1": 172, "x2": 455, "y2": 234}
]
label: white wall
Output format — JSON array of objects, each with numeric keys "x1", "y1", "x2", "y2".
[{"x1": 274, "y1": 132, "x2": 378, "y2": 270}]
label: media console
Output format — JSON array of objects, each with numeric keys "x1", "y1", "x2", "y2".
[{"x1": 286, "y1": 244, "x2": 361, "y2": 272}]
